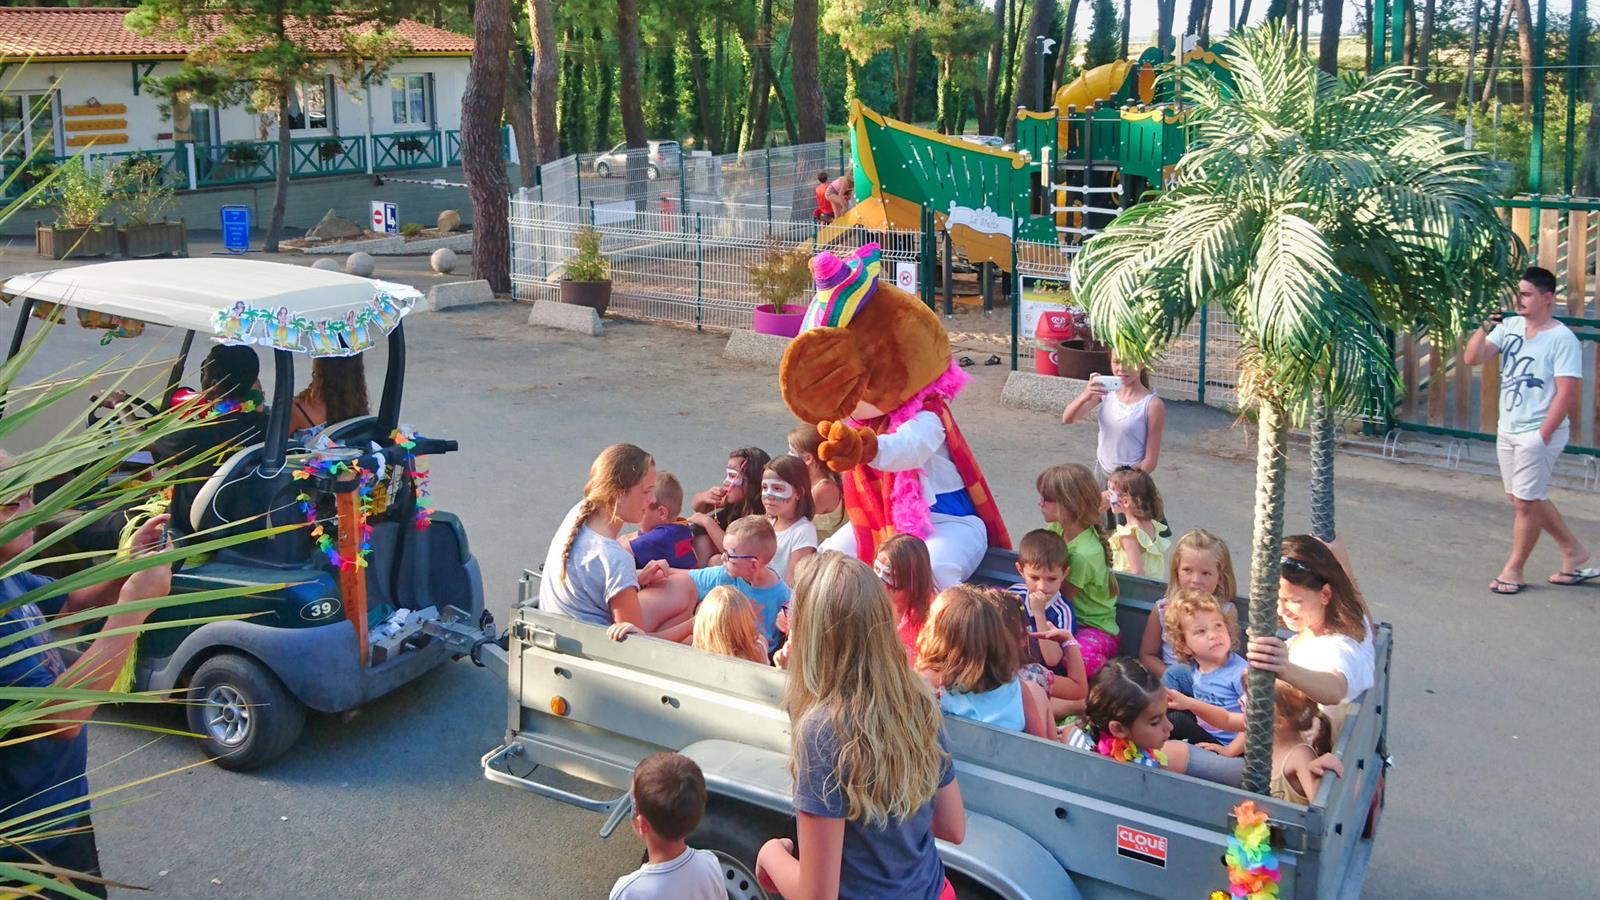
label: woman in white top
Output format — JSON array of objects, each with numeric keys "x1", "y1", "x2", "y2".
[
  {"x1": 538, "y1": 444, "x2": 698, "y2": 642},
  {"x1": 1060, "y1": 353, "x2": 1166, "y2": 483},
  {"x1": 762, "y1": 456, "x2": 818, "y2": 585},
  {"x1": 1246, "y1": 535, "x2": 1376, "y2": 718}
]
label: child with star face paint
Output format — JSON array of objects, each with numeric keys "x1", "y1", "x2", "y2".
[
  {"x1": 689, "y1": 447, "x2": 771, "y2": 563},
  {"x1": 763, "y1": 456, "x2": 818, "y2": 586}
]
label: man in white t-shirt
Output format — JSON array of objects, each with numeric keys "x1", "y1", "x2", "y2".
[{"x1": 1462, "y1": 266, "x2": 1593, "y2": 594}]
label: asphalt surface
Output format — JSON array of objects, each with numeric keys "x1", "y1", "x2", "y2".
[{"x1": 1, "y1": 247, "x2": 1597, "y2": 898}]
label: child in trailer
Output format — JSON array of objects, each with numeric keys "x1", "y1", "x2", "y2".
[
  {"x1": 756, "y1": 552, "x2": 965, "y2": 900},
  {"x1": 762, "y1": 456, "x2": 818, "y2": 585},
  {"x1": 687, "y1": 447, "x2": 771, "y2": 562},
  {"x1": 622, "y1": 472, "x2": 699, "y2": 570},
  {"x1": 1062, "y1": 658, "x2": 1246, "y2": 784},
  {"x1": 1036, "y1": 464, "x2": 1120, "y2": 678},
  {"x1": 691, "y1": 586, "x2": 770, "y2": 664},
  {"x1": 1160, "y1": 589, "x2": 1248, "y2": 745},
  {"x1": 874, "y1": 533, "x2": 936, "y2": 665},
  {"x1": 609, "y1": 752, "x2": 726, "y2": 900},
  {"x1": 1186, "y1": 681, "x2": 1345, "y2": 805},
  {"x1": 788, "y1": 422, "x2": 846, "y2": 542},
  {"x1": 1107, "y1": 466, "x2": 1170, "y2": 577},
  {"x1": 1139, "y1": 528, "x2": 1238, "y2": 678},
  {"x1": 915, "y1": 585, "x2": 1054, "y2": 740},
  {"x1": 684, "y1": 516, "x2": 790, "y2": 647},
  {"x1": 1005, "y1": 529, "x2": 1088, "y2": 720}
]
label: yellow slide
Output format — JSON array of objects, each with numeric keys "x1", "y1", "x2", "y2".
[{"x1": 1052, "y1": 59, "x2": 1154, "y2": 112}]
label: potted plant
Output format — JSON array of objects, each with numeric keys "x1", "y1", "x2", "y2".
[
  {"x1": 396, "y1": 136, "x2": 428, "y2": 156},
  {"x1": 35, "y1": 157, "x2": 117, "y2": 259},
  {"x1": 113, "y1": 156, "x2": 187, "y2": 258},
  {"x1": 560, "y1": 226, "x2": 612, "y2": 314},
  {"x1": 225, "y1": 142, "x2": 265, "y2": 166},
  {"x1": 318, "y1": 138, "x2": 344, "y2": 160},
  {"x1": 1033, "y1": 302, "x2": 1112, "y2": 379},
  {"x1": 748, "y1": 240, "x2": 812, "y2": 338}
]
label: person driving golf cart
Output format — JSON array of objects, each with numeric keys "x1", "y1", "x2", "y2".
[{"x1": 154, "y1": 345, "x2": 267, "y2": 535}]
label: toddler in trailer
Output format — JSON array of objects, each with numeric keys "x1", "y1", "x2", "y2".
[
  {"x1": 1139, "y1": 529, "x2": 1237, "y2": 678},
  {"x1": 1187, "y1": 680, "x2": 1345, "y2": 805},
  {"x1": 609, "y1": 752, "x2": 725, "y2": 900},
  {"x1": 622, "y1": 472, "x2": 699, "y2": 570},
  {"x1": 692, "y1": 586, "x2": 770, "y2": 664},
  {"x1": 1063, "y1": 658, "x2": 1246, "y2": 782},
  {"x1": 762, "y1": 455, "x2": 818, "y2": 585},
  {"x1": 875, "y1": 533, "x2": 936, "y2": 664},
  {"x1": 687, "y1": 447, "x2": 770, "y2": 561},
  {"x1": 1159, "y1": 589, "x2": 1247, "y2": 745},
  {"x1": 916, "y1": 585, "x2": 1054, "y2": 740},
  {"x1": 788, "y1": 422, "x2": 846, "y2": 542},
  {"x1": 1006, "y1": 529, "x2": 1088, "y2": 719},
  {"x1": 1106, "y1": 466, "x2": 1170, "y2": 577},
  {"x1": 1035, "y1": 464, "x2": 1120, "y2": 677}
]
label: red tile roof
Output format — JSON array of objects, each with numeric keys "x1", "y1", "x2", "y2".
[{"x1": 0, "y1": 8, "x2": 473, "y2": 60}]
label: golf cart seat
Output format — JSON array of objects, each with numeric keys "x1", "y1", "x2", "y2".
[
  {"x1": 187, "y1": 443, "x2": 306, "y2": 563},
  {"x1": 320, "y1": 415, "x2": 380, "y2": 446}
]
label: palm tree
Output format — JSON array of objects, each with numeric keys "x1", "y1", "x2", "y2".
[{"x1": 1072, "y1": 25, "x2": 1518, "y2": 792}]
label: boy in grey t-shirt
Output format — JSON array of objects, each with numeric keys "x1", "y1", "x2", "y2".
[{"x1": 609, "y1": 753, "x2": 724, "y2": 900}]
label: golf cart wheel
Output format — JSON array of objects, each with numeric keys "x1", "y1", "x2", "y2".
[
  {"x1": 596, "y1": 161, "x2": 612, "y2": 178},
  {"x1": 646, "y1": 164, "x2": 660, "y2": 181},
  {"x1": 689, "y1": 803, "x2": 791, "y2": 899},
  {"x1": 186, "y1": 653, "x2": 306, "y2": 771}
]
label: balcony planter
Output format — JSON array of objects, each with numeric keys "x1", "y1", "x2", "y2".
[
  {"x1": 751, "y1": 304, "x2": 805, "y2": 339},
  {"x1": 117, "y1": 219, "x2": 188, "y2": 258},
  {"x1": 36, "y1": 223, "x2": 117, "y2": 259},
  {"x1": 318, "y1": 139, "x2": 344, "y2": 160}
]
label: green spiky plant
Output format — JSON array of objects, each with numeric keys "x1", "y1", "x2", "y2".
[{"x1": 1071, "y1": 25, "x2": 1518, "y2": 793}]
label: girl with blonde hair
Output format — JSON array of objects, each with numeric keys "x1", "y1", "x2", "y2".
[
  {"x1": 1035, "y1": 463, "x2": 1120, "y2": 677},
  {"x1": 916, "y1": 585, "x2": 1054, "y2": 740},
  {"x1": 755, "y1": 551, "x2": 965, "y2": 900},
  {"x1": 692, "y1": 586, "x2": 769, "y2": 663},
  {"x1": 538, "y1": 444, "x2": 696, "y2": 642}
]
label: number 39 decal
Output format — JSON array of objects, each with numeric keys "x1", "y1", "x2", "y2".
[{"x1": 299, "y1": 598, "x2": 342, "y2": 622}]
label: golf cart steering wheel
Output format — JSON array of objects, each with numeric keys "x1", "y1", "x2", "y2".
[{"x1": 87, "y1": 390, "x2": 162, "y2": 429}]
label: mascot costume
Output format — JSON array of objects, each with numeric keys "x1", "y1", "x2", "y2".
[{"x1": 779, "y1": 243, "x2": 1010, "y2": 589}]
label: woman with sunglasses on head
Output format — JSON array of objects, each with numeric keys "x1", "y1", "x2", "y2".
[{"x1": 1246, "y1": 536, "x2": 1376, "y2": 732}]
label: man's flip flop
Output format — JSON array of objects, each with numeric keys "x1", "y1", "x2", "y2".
[
  {"x1": 1548, "y1": 567, "x2": 1600, "y2": 586},
  {"x1": 958, "y1": 355, "x2": 975, "y2": 367},
  {"x1": 984, "y1": 354, "x2": 1002, "y2": 366},
  {"x1": 1489, "y1": 578, "x2": 1525, "y2": 595}
]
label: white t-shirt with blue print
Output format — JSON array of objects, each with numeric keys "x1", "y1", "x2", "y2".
[{"x1": 1486, "y1": 317, "x2": 1583, "y2": 435}]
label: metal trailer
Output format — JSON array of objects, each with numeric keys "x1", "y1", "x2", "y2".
[{"x1": 430, "y1": 551, "x2": 1390, "y2": 899}]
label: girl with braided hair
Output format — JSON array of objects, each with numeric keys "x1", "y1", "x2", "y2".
[{"x1": 538, "y1": 444, "x2": 697, "y2": 642}]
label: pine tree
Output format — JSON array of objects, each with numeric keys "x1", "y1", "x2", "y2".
[{"x1": 1085, "y1": 0, "x2": 1121, "y2": 67}]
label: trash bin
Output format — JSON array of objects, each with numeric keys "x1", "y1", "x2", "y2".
[{"x1": 1033, "y1": 308, "x2": 1078, "y2": 376}]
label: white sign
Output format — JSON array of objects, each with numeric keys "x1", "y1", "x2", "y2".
[
  {"x1": 944, "y1": 202, "x2": 1012, "y2": 238},
  {"x1": 895, "y1": 261, "x2": 918, "y2": 295},
  {"x1": 370, "y1": 201, "x2": 398, "y2": 234},
  {"x1": 1019, "y1": 276, "x2": 1077, "y2": 341}
]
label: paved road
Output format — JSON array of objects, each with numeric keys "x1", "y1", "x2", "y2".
[{"x1": 2, "y1": 252, "x2": 1596, "y2": 897}]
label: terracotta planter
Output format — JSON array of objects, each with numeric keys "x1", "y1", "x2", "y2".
[
  {"x1": 560, "y1": 279, "x2": 612, "y2": 315},
  {"x1": 36, "y1": 223, "x2": 117, "y2": 260},
  {"x1": 1050, "y1": 339, "x2": 1113, "y2": 380},
  {"x1": 117, "y1": 220, "x2": 188, "y2": 258},
  {"x1": 751, "y1": 304, "x2": 805, "y2": 338}
]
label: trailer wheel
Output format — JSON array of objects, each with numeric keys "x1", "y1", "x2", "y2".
[
  {"x1": 689, "y1": 803, "x2": 792, "y2": 900},
  {"x1": 186, "y1": 653, "x2": 306, "y2": 771}
]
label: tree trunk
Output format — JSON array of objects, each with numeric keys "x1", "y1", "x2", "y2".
[
  {"x1": 686, "y1": 28, "x2": 715, "y2": 150},
  {"x1": 265, "y1": 85, "x2": 291, "y2": 253},
  {"x1": 998, "y1": 0, "x2": 1023, "y2": 126},
  {"x1": 1309, "y1": 391, "x2": 1336, "y2": 541},
  {"x1": 1238, "y1": 0, "x2": 1253, "y2": 29},
  {"x1": 1056, "y1": 0, "x2": 1083, "y2": 87},
  {"x1": 1318, "y1": 0, "x2": 1344, "y2": 74},
  {"x1": 1242, "y1": 400, "x2": 1288, "y2": 795},
  {"x1": 899, "y1": 35, "x2": 920, "y2": 121},
  {"x1": 504, "y1": 47, "x2": 537, "y2": 187},
  {"x1": 792, "y1": 0, "x2": 825, "y2": 143},
  {"x1": 1120, "y1": 0, "x2": 1131, "y2": 58},
  {"x1": 1402, "y1": 0, "x2": 1415, "y2": 66},
  {"x1": 1481, "y1": 0, "x2": 1512, "y2": 110},
  {"x1": 1010, "y1": 0, "x2": 1058, "y2": 142},
  {"x1": 983, "y1": 0, "x2": 1007, "y2": 133},
  {"x1": 1156, "y1": 0, "x2": 1177, "y2": 53},
  {"x1": 527, "y1": 0, "x2": 559, "y2": 164},
  {"x1": 1578, "y1": 71, "x2": 1600, "y2": 195},
  {"x1": 617, "y1": 0, "x2": 648, "y2": 205},
  {"x1": 595, "y1": 27, "x2": 615, "y2": 151},
  {"x1": 462, "y1": 0, "x2": 512, "y2": 292},
  {"x1": 1363, "y1": 0, "x2": 1373, "y2": 71},
  {"x1": 1185, "y1": 0, "x2": 1209, "y2": 40},
  {"x1": 1417, "y1": 0, "x2": 1437, "y2": 82},
  {"x1": 1515, "y1": 0, "x2": 1534, "y2": 119},
  {"x1": 740, "y1": 0, "x2": 774, "y2": 152}
]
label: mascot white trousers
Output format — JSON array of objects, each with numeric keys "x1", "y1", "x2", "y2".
[{"x1": 821, "y1": 512, "x2": 987, "y2": 592}]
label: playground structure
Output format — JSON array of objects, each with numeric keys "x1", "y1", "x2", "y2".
[{"x1": 834, "y1": 43, "x2": 1234, "y2": 272}]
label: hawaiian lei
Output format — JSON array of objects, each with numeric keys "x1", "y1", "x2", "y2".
[
  {"x1": 292, "y1": 456, "x2": 375, "y2": 571},
  {"x1": 1095, "y1": 733, "x2": 1168, "y2": 767},
  {"x1": 1211, "y1": 800, "x2": 1281, "y2": 900},
  {"x1": 391, "y1": 429, "x2": 434, "y2": 530}
]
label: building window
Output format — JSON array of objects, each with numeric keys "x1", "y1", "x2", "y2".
[
  {"x1": 1, "y1": 92, "x2": 59, "y2": 161},
  {"x1": 287, "y1": 77, "x2": 332, "y2": 132},
  {"x1": 390, "y1": 74, "x2": 430, "y2": 127}
]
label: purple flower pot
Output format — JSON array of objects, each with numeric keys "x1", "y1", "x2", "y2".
[{"x1": 752, "y1": 304, "x2": 805, "y2": 338}]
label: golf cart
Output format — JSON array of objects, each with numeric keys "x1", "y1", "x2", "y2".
[{"x1": 1, "y1": 259, "x2": 485, "y2": 770}]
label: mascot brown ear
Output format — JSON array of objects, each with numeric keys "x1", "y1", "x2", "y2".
[{"x1": 779, "y1": 326, "x2": 868, "y2": 424}]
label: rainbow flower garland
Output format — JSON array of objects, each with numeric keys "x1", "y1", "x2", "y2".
[
  {"x1": 1211, "y1": 801, "x2": 1281, "y2": 900},
  {"x1": 391, "y1": 429, "x2": 434, "y2": 530},
  {"x1": 1096, "y1": 733, "x2": 1168, "y2": 768},
  {"x1": 292, "y1": 456, "x2": 375, "y2": 571}
]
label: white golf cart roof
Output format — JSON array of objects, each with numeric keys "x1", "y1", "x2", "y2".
[{"x1": 1, "y1": 258, "x2": 421, "y2": 357}]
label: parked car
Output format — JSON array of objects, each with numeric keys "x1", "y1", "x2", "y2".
[
  {"x1": 958, "y1": 134, "x2": 1011, "y2": 151},
  {"x1": 593, "y1": 140, "x2": 681, "y2": 180}
]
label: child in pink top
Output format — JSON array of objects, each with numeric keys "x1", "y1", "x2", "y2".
[{"x1": 875, "y1": 534, "x2": 935, "y2": 665}]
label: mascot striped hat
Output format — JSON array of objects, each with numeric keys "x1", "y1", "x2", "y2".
[{"x1": 802, "y1": 243, "x2": 881, "y2": 332}]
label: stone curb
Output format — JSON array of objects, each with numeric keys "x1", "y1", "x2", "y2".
[
  {"x1": 426, "y1": 280, "x2": 499, "y2": 312},
  {"x1": 527, "y1": 300, "x2": 602, "y2": 336},
  {"x1": 721, "y1": 329, "x2": 793, "y2": 368},
  {"x1": 1000, "y1": 370, "x2": 1086, "y2": 414}
]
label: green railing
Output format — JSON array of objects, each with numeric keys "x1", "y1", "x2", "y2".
[
  {"x1": 100, "y1": 148, "x2": 189, "y2": 190},
  {"x1": 444, "y1": 126, "x2": 511, "y2": 166},
  {"x1": 1, "y1": 155, "x2": 71, "y2": 201},
  {"x1": 195, "y1": 140, "x2": 278, "y2": 187},
  {"x1": 288, "y1": 134, "x2": 367, "y2": 178},
  {"x1": 373, "y1": 130, "x2": 441, "y2": 171}
]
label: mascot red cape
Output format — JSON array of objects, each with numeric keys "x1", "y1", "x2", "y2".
[{"x1": 779, "y1": 243, "x2": 1010, "y2": 589}]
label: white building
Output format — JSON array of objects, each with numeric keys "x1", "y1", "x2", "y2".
[{"x1": 0, "y1": 7, "x2": 475, "y2": 187}]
